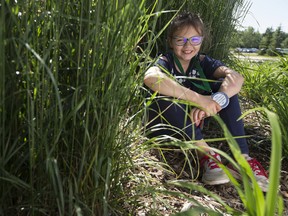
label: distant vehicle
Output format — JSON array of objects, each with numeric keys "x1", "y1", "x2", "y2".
[
  {"x1": 249, "y1": 48, "x2": 259, "y2": 53},
  {"x1": 276, "y1": 48, "x2": 288, "y2": 55},
  {"x1": 235, "y1": 48, "x2": 243, "y2": 52},
  {"x1": 259, "y1": 48, "x2": 288, "y2": 56},
  {"x1": 282, "y1": 48, "x2": 288, "y2": 54},
  {"x1": 234, "y1": 48, "x2": 259, "y2": 53}
]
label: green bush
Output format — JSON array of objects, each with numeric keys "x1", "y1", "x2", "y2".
[{"x1": 237, "y1": 57, "x2": 288, "y2": 156}]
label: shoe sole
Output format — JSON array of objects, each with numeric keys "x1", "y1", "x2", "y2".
[
  {"x1": 228, "y1": 168, "x2": 269, "y2": 192},
  {"x1": 228, "y1": 168, "x2": 242, "y2": 180},
  {"x1": 202, "y1": 177, "x2": 230, "y2": 185}
]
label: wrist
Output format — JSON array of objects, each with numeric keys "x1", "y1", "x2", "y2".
[
  {"x1": 218, "y1": 87, "x2": 233, "y2": 98},
  {"x1": 211, "y1": 92, "x2": 229, "y2": 109},
  {"x1": 185, "y1": 89, "x2": 201, "y2": 103}
]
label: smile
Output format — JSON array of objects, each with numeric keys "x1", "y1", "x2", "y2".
[{"x1": 183, "y1": 50, "x2": 193, "y2": 54}]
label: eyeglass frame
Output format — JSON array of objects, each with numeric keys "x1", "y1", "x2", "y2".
[{"x1": 172, "y1": 36, "x2": 203, "y2": 46}]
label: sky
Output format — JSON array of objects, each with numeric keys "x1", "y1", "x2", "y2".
[{"x1": 241, "y1": 0, "x2": 288, "y2": 33}]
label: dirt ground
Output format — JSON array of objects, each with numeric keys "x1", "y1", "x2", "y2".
[{"x1": 124, "y1": 97, "x2": 288, "y2": 215}]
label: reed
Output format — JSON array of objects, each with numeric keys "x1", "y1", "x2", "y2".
[
  {"x1": 0, "y1": 0, "x2": 160, "y2": 215},
  {"x1": 138, "y1": 108, "x2": 283, "y2": 215},
  {"x1": 237, "y1": 57, "x2": 288, "y2": 155},
  {"x1": 145, "y1": 0, "x2": 251, "y2": 60},
  {"x1": 2, "y1": 0, "x2": 280, "y2": 215}
]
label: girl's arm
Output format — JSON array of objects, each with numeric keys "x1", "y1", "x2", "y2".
[
  {"x1": 213, "y1": 66, "x2": 244, "y2": 98},
  {"x1": 144, "y1": 66, "x2": 221, "y2": 115}
]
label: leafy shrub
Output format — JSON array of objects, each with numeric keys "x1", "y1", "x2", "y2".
[{"x1": 237, "y1": 57, "x2": 288, "y2": 155}]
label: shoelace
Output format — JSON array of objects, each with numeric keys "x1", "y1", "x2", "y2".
[
  {"x1": 200, "y1": 154, "x2": 220, "y2": 169},
  {"x1": 247, "y1": 158, "x2": 268, "y2": 178}
]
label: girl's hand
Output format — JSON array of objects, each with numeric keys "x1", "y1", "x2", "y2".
[
  {"x1": 197, "y1": 95, "x2": 222, "y2": 116},
  {"x1": 216, "y1": 68, "x2": 244, "y2": 98},
  {"x1": 190, "y1": 95, "x2": 221, "y2": 127},
  {"x1": 190, "y1": 108, "x2": 206, "y2": 127}
]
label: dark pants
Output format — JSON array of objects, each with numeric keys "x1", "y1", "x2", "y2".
[{"x1": 144, "y1": 94, "x2": 249, "y2": 154}]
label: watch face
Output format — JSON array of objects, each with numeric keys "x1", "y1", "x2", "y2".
[{"x1": 212, "y1": 92, "x2": 229, "y2": 108}]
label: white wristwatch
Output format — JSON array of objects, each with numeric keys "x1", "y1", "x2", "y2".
[{"x1": 211, "y1": 92, "x2": 229, "y2": 109}]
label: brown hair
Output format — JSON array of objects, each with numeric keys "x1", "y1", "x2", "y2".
[{"x1": 167, "y1": 11, "x2": 205, "y2": 42}]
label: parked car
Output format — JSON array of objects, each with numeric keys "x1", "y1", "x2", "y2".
[
  {"x1": 234, "y1": 47, "x2": 259, "y2": 53},
  {"x1": 276, "y1": 48, "x2": 288, "y2": 55}
]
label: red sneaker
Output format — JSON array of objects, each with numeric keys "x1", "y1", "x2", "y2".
[
  {"x1": 247, "y1": 157, "x2": 269, "y2": 192},
  {"x1": 228, "y1": 157, "x2": 269, "y2": 192},
  {"x1": 200, "y1": 151, "x2": 230, "y2": 185}
]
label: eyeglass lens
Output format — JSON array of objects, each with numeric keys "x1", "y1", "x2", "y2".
[{"x1": 174, "y1": 36, "x2": 202, "y2": 46}]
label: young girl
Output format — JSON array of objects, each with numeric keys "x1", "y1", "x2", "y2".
[{"x1": 143, "y1": 11, "x2": 268, "y2": 191}]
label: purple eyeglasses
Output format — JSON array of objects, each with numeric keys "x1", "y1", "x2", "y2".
[{"x1": 173, "y1": 36, "x2": 203, "y2": 46}]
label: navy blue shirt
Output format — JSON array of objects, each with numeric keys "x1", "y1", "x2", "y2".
[{"x1": 155, "y1": 52, "x2": 225, "y2": 94}]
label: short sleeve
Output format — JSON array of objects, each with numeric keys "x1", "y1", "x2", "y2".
[
  {"x1": 155, "y1": 54, "x2": 173, "y2": 74},
  {"x1": 200, "y1": 55, "x2": 225, "y2": 79}
]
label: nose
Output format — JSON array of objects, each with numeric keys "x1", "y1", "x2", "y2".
[{"x1": 184, "y1": 41, "x2": 194, "y2": 47}]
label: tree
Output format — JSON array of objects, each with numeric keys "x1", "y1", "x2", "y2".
[
  {"x1": 241, "y1": 27, "x2": 261, "y2": 48},
  {"x1": 281, "y1": 37, "x2": 288, "y2": 48},
  {"x1": 230, "y1": 27, "x2": 262, "y2": 49},
  {"x1": 259, "y1": 27, "x2": 273, "y2": 55},
  {"x1": 267, "y1": 26, "x2": 286, "y2": 55}
]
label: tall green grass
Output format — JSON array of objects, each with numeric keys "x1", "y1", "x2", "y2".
[
  {"x1": 0, "y1": 0, "x2": 161, "y2": 215},
  {"x1": 1, "y1": 0, "x2": 274, "y2": 215},
  {"x1": 145, "y1": 0, "x2": 251, "y2": 59},
  {"x1": 136, "y1": 108, "x2": 283, "y2": 215},
  {"x1": 236, "y1": 57, "x2": 288, "y2": 156}
]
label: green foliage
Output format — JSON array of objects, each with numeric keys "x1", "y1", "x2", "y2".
[
  {"x1": 0, "y1": 0, "x2": 158, "y2": 215},
  {"x1": 231, "y1": 27, "x2": 262, "y2": 48},
  {"x1": 145, "y1": 0, "x2": 250, "y2": 60},
  {"x1": 270, "y1": 27, "x2": 287, "y2": 48},
  {"x1": 259, "y1": 28, "x2": 274, "y2": 49},
  {"x1": 232, "y1": 26, "x2": 288, "y2": 56},
  {"x1": 139, "y1": 108, "x2": 283, "y2": 215},
  {"x1": 237, "y1": 57, "x2": 288, "y2": 155},
  {"x1": 2, "y1": 0, "x2": 285, "y2": 215},
  {"x1": 192, "y1": 0, "x2": 250, "y2": 59},
  {"x1": 281, "y1": 37, "x2": 288, "y2": 48}
]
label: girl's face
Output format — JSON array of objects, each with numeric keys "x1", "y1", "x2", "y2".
[{"x1": 169, "y1": 25, "x2": 203, "y2": 64}]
